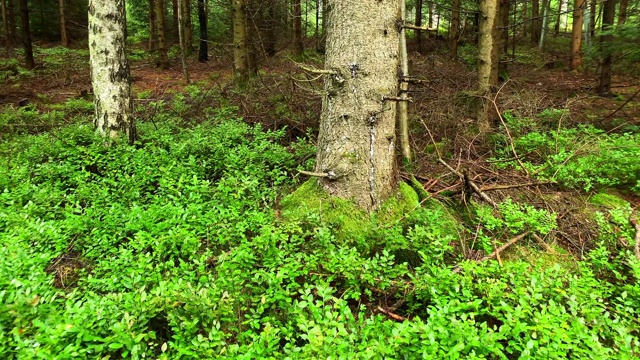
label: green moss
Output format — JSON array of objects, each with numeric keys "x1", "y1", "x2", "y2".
[
  {"x1": 374, "y1": 182, "x2": 420, "y2": 225},
  {"x1": 589, "y1": 192, "x2": 630, "y2": 210}
]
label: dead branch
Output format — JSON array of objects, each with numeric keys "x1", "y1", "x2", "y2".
[
  {"x1": 480, "y1": 181, "x2": 556, "y2": 192},
  {"x1": 376, "y1": 306, "x2": 407, "y2": 321},
  {"x1": 532, "y1": 233, "x2": 556, "y2": 254},
  {"x1": 453, "y1": 232, "x2": 532, "y2": 273}
]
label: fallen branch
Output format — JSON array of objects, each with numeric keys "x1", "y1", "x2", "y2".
[
  {"x1": 463, "y1": 170, "x2": 499, "y2": 208},
  {"x1": 376, "y1": 306, "x2": 407, "y2": 321},
  {"x1": 532, "y1": 233, "x2": 556, "y2": 254},
  {"x1": 453, "y1": 232, "x2": 531, "y2": 273},
  {"x1": 480, "y1": 181, "x2": 556, "y2": 192}
]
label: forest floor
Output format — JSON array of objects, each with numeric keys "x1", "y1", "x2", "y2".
[{"x1": 2, "y1": 37, "x2": 640, "y2": 357}]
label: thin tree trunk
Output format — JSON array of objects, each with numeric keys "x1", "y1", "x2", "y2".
[
  {"x1": 554, "y1": 0, "x2": 563, "y2": 36},
  {"x1": 450, "y1": 0, "x2": 460, "y2": 58},
  {"x1": 177, "y1": 0, "x2": 189, "y2": 83},
  {"x1": 521, "y1": 0, "x2": 527, "y2": 37},
  {"x1": 399, "y1": 0, "x2": 411, "y2": 163},
  {"x1": 428, "y1": 1, "x2": 433, "y2": 28},
  {"x1": 315, "y1": 0, "x2": 400, "y2": 211},
  {"x1": 1, "y1": 0, "x2": 8, "y2": 46},
  {"x1": 88, "y1": 0, "x2": 136, "y2": 143},
  {"x1": 6, "y1": 0, "x2": 15, "y2": 45},
  {"x1": 197, "y1": 0, "x2": 207, "y2": 62},
  {"x1": 498, "y1": 0, "x2": 509, "y2": 74},
  {"x1": 583, "y1": 0, "x2": 591, "y2": 48},
  {"x1": 171, "y1": 0, "x2": 178, "y2": 42},
  {"x1": 149, "y1": 0, "x2": 157, "y2": 50},
  {"x1": 597, "y1": 0, "x2": 616, "y2": 96},
  {"x1": 538, "y1": 0, "x2": 550, "y2": 49},
  {"x1": 293, "y1": 0, "x2": 303, "y2": 55},
  {"x1": 617, "y1": 0, "x2": 627, "y2": 25},
  {"x1": 477, "y1": 0, "x2": 498, "y2": 132},
  {"x1": 183, "y1": 0, "x2": 193, "y2": 54},
  {"x1": 59, "y1": 0, "x2": 68, "y2": 46},
  {"x1": 156, "y1": 0, "x2": 169, "y2": 68},
  {"x1": 232, "y1": 0, "x2": 249, "y2": 85},
  {"x1": 570, "y1": 0, "x2": 585, "y2": 71},
  {"x1": 18, "y1": 0, "x2": 33, "y2": 69},
  {"x1": 589, "y1": 0, "x2": 596, "y2": 37},
  {"x1": 265, "y1": 0, "x2": 276, "y2": 56},
  {"x1": 415, "y1": 0, "x2": 422, "y2": 53},
  {"x1": 531, "y1": 0, "x2": 540, "y2": 43}
]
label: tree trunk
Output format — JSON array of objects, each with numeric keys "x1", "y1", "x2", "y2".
[
  {"x1": 450, "y1": 0, "x2": 460, "y2": 58},
  {"x1": 149, "y1": 0, "x2": 157, "y2": 50},
  {"x1": 521, "y1": 0, "x2": 527, "y2": 37},
  {"x1": 477, "y1": 0, "x2": 498, "y2": 132},
  {"x1": 88, "y1": 0, "x2": 136, "y2": 143},
  {"x1": 569, "y1": 0, "x2": 585, "y2": 71},
  {"x1": 588, "y1": 0, "x2": 596, "y2": 37},
  {"x1": 398, "y1": 0, "x2": 411, "y2": 163},
  {"x1": 182, "y1": 0, "x2": 193, "y2": 54},
  {"x1": 597, "y1": 0, "x2": 616, "y2": 96},
  {"x1": 18, "y1": 0, "x2": 33, "y2": 69},
  {"x1": 265, "y1": 0, "x2": 276, "y2": 56},
  {"x1": 171, "y1": 0, "x2": 178, "y2": 42},
  {"x1": 58, "y1": 0, "x2": 68, "y2": 46},
  {"x1": 232, "y1": 0, "x2": 249, "y2": 85},
  {"x1": 428, "y1": 1, "x2": 433, "y2": 28},
  {"x1": 538, "y1": 0, "x2": 550, "y2": 49},
  {"x1": 6, "y1": 0, "x2": 15, "y2": 45},
  {"x1": 177, "y1": 0, "x2": 189, "y2": 83},
  {"x1": 531, "y1": 0, "x2": 540, "y2": 43},
  {"x1": 292, "y1": 0, "x2": 303, "y2": 55},
  {"x1": 498, "y1": 0, "x2": 509, "y2": 74},
  {"x1": 1, "y1": 0, "x2": 8, "y2": 46},
  {"x1": 415, "y1": 0, "x2": 422, "y2": 53},
  {"x1": 315, "y1": 0, "x2": 400, "y2": 211},
  {"x1": 197, "y1": 0, "x2": 207, "y2": 62},
  {"x1": 554, "y1": 0, "x2": 563, "y2": 36},
  {"x1": 156, "y1": 0, "x2": 169, "y2": 68},
  {"x1": 617, "y1": 0, "x2": 627, "y2": 25}
]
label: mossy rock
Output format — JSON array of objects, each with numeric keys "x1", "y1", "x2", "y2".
[{"x1": 279, "y1": 180, "x2": 421, "y2": 243}]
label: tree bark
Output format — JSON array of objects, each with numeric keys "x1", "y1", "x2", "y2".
[
  {"x1": 597, "y1": 0, "x2": 616, "y2": 96},
  {"x1": 569, "y1": 0, "x2": 585, "y2": 71},
  {"x1": 428, "y1": 1, "x2": 433, "y2": 28},
  {"x1": 182, "y1": 0, "x2": 193, "y2": 54},
  {"x1": 450, "y1": 0, "x2": 461, "y2": 58},
  {"x1": 232, "y1": 0, "x2": 249, "y2": 85},
  {"x1": 197, "y1": 0, "x2": 207, "y2": 62},
  {"x1": 315, "y1": 0, "x2": 400, "y2": 211},
  {"x1": 477, "y1": 0, "x2": 498, "y2": 132},
  {"x1": 1, "y1": 0, "x2": 8, "y2": 46},
  {"x1": 292, "y1": 0, "x2": 303, "y2": 55},
  {"x1": 18, "y1": 0, "x2": 33, "y2": 69},
  {"x1": 149, "y1": 0, "x2": 157, "y2": 50},
  {"x1": 398, "y1": 0, "x2": 411, "y2": 163},
  {"x1": 171, "y1": 0, "x2": 178, "y2": 42},
  {"x1": 156, "y1": 0, "x2": 169, "y2": 68},
  {"x1": 531, "y1": 0, "x2": 540, "y2": 43},
  {"x1": 415, "y1": 0, "x2": 422, "y2": 53},
  {"x1": 521, "y1": 0, "x2": 527, "y2": 37},
  {"x1": 497, "y1": 0, "x2": 509, "y2": 74},
  {"x1": 588, "y1": 0, "x2": 596, "y2": 37},
  {"x1": 538, "y1": 0, "x2": 550, "y2": 48},
  {"x1": 177, "y1": 0, "x2": 189, "y2": 83},
  {"x1": 58, "y1": 0, "x2": 68, "y2": 46},
  {"x1": 88, "y1": 0, "x2": 136, "y2": 143},
  {"x1": 617, "y1": 0, "x2": 627, "y2": 25}
]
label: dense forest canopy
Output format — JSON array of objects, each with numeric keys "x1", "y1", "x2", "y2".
[{"x1": 1, "y1": 0, "x2": 640, "y2": 358}]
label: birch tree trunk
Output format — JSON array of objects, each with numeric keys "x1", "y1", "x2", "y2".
[
  {"x1": 59, "y1": 0, "x2": 67, "y2": 46},
  {"x1": 156, "y1": 0, "x2": 169, "y2": 68},
  {"x1": 597, "y1": 0, "x2": 616, "y2": 96},
  {"x1": 538, "y1": 0, "x2": 550, "y2": 49},
  {"x1": 88, "y1": 0, "x2": 136, "y2": 143},
  {"x1": 314, "y1": 0, "x2": 400, "y2": 211},
  {"x1": 477, "y1": 0, "x2": 498, "y2": 132},
  {"x1": 569, "y1": 0, "x2": 585, "y2": 71},
  {"x1": 232, "y1": 0, "x2": 249, "y2": 85},
  {"x1": 18, "y1": 0, "x2": 33, "y2": 69},
  {"x1": 197, "y1": 0, "x2": 207, "y2": 62}
]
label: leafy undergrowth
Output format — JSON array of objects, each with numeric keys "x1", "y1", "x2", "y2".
[{"x1": 1, "y1": 113, "x2": 640, "y2": 358}]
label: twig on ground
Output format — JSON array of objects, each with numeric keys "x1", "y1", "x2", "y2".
[
  {"x1": 532, "y1": 233, "x2": 556, "y2": 253},
  {"x1": 480, "y1": 181, "x2": 555, "y2": 192},
  {"x1": 376, "y1": 306, "x2": 407, "y2": 321},
  {"x1": 453, "y1": 232, "x2": 532, "y2": 273}
]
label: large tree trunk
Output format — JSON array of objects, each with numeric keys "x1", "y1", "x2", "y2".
[
  {"x1": 88, "y1": 0, "x2": 136, "y2": 143},
  {"x1": 18, "y1": 0, "x2": 33, "y2": 69},
  {"x1": 59, "y1": 0, "x2": 67, "y2": 46},
  {"x1": 197, "y1": 0, "x2": 207, "y2": 62},
  {"x1": 156, "y1": 0, "x2": 169, "y2": 68},
  {"x1": 477, "y1": 0, "x2": 498, "y2": 132},
  {"x1": 617, "y1": 0, "x2": 628, "y2": 25},
  {"x1": 314, "y1": 0, "x2": 400, "y2": 211},
  {"x1": 450, "y1": 0, "x2": 461, "y2": 58},
  {"x1": 569, "y1": 0, "x2": 585, "y2": 71},
  {"x1": 149, "y1": 0, "x2": 157, "y2": 50},
  {"x1": 232, "y1": 0, "x2": 249, "y2": 85},
  {"x1": 597, "y1": 0, "x2": 616, "y2": 96},
  {"x1": 292, "y1": 0, "x2": 303, "y2": 55}
]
